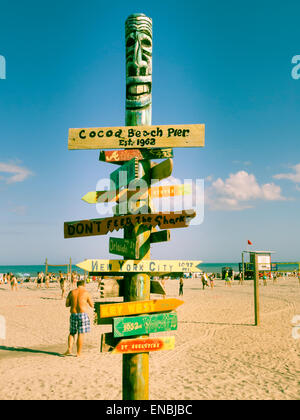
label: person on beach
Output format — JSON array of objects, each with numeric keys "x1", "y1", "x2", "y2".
[
  {"x1": 97, "y1": 276, "x2": 102, "y2": 291},
  {"x1": 59, "y1": 273, "x2": 66, "y2": 299},
  {"x1": 37, "y1": 272, "x2": 44, "y2": 289},
  {"x1": 179, "y1": 277, "x2": 184, "y2": 296},
  {"x1": 10, "y1": 274, "x2": 18, "y2": 291},
  {"x1": 225, "y1": 270, "x2": 231, "y2": 287},
  {"x1": 201, "y1": 272, "x2": 209, "y2": 290},
  {"x1": 45, "y1": 273, "x2": 50, "y2": 289},
  {"x1": 263, "y1": 273, "x2": 267, "y2": 286},
  {"x1": 231, "y1": 272, "x2": 235, "y2": 285},
  {"x1": 238, "y1": 271, "x2": 243, "y2": 285},
  {"x1": 64, "y1": 280, "x2": 93, "y2": 357},
  {"x1": 71, "y1": 272, "x2": 77, "y2": 289},
  {"x1": 209, "y1": 273, "x2": 215, "y2": 289}
]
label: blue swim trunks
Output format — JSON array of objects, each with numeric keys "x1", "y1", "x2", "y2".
[{"x1": 69, "y1": 313, "x2": 91, "y2": 335}]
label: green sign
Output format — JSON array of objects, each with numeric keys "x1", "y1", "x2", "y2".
[
  {"x1": 109, "y1": 237, "x2": 138, "y2": 259},
  {"x1": 113, "y1": 312, "x2": 178, "y2": 338}
]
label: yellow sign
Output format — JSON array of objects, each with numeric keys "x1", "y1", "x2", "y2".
[
  {"x1": 82, "y1": 184, "x2": 192, "y2": 204},
  {"x1": 76, "y1": 259, "x2": 202, "y2": 273},
  {"x1": 68, "y1": 124, "x2": 205, "y2": 150}
]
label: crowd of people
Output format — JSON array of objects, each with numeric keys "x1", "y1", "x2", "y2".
[
  {"x1": 0, "y1": 270, "x2": 86, "y2": 297},
  {"x1": 0, "y1": 273, "x2": 18, "y2": 291}
]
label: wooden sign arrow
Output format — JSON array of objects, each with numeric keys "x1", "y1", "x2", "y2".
[
  {"x1": 76, "y1": 259, "x2": 202, "y2": 274},
  {"x1": 98, "y1": 298, "x2": 184, "y2": 318},
  {"x1": 113, "y1": 312, "x2": 178, "y2": 338},
  {"x1": 101, "y1": 334, "x2": 175, "y2": 354},
  {"x1": 150, "y1": 279, "x2": 166, "y2": 295},
  {"x1": 99, "y1": 148, "x2": 174, "y2": 164},
  {"x1": 68, "y1": 124, "x2": 205, "y2": 150},
  {"x1": 82, "y1": 184, "x2": 191, "y2": 204},
  {"x1": 151, "y1": 158, "x2": 173, "y2": 182},
  {"x1": 150, "y1": 229, "x2": 170, "y2": 244},
  {"x1": 64, "y1": 210, "x2": 196, "y2": 238}
]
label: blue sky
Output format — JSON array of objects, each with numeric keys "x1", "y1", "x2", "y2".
[{"x1": 0, "y1": 0, "x2": 300, "y2": 265}]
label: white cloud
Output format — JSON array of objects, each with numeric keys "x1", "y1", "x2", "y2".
[
  {"x1": 206, "y1": 170, "x2": 285, "y2": 211},
  {"x1": 0, "y1": 162, "x2": 33, "y2": 184},
  {"x1": 274, "y1": 163, "x2": 300, "y2": 184}
]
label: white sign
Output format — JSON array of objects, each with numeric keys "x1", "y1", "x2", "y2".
[{"x1": 257, "y1": 255, "x2": 271, "y2": 270}]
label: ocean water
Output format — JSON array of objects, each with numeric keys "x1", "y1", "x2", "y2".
[
  {"x1": 0, "y1": 262, "x2": 298, "y2": 277},
  {"x1": 0, "y1": 265, "x2": 85, "y2": 277}
]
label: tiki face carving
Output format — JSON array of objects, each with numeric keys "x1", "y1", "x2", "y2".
[{"x1": 125, "y1": 14, "x2": 152, "y2": 111}]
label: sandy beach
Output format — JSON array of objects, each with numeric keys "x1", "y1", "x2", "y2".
[{"x1": 0, "y1": 276, "x2": 299, "y2": 400}]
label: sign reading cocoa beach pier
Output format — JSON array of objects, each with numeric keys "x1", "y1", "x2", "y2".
[{"x1": 68, "y1": 124, "x2": 205, "y2": 150}]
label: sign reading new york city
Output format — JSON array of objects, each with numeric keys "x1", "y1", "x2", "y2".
[
  {"x1": 76, "y1": 259, "x2": 202, "y2": 274},
  {"x1": 68, "y1": 124, "x2": 205, "y2": 150}
]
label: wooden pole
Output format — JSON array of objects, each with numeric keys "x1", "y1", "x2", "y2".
[
  {"x1": 253, "y1": 253, "x2": 260, "y2": 326},
  {"x1": 122, "y1": 13, "x2": 152, "y2": 401},
  {"x1": 45, "y1": 258, "x2": 48, "y2": 275},
  {"x1": 242, "y1": 252, "x2": 245, "y2": 284}
]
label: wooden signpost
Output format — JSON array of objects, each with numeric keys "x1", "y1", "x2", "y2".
[
  {"x1": 64, "y1": 13, "x2": 205, "y2": 400},
  {"x1": 69, "y1": 124, "x2": 205, "y2": 150}
]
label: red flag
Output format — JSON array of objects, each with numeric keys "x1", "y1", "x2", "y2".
[{"x1": 248, "y1": 240, "x2": 252, "y2": 245}]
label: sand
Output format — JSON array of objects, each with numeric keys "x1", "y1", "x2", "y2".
[{"x1": 0, "y1": 276, "x2": 299, "y2": 400}]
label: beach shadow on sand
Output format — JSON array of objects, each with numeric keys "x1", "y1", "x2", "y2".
[{"x1": 0, "y1": 345, "x2": 64, "y2": 358}]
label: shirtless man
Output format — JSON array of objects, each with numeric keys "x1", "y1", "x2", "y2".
[{"x1": 64, "y1": 280, "x2": 93, "y2": 357}]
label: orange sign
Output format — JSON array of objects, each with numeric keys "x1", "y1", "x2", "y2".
[{"x1": 99, "y1": 298, "x2": 184, "y2": 318}]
